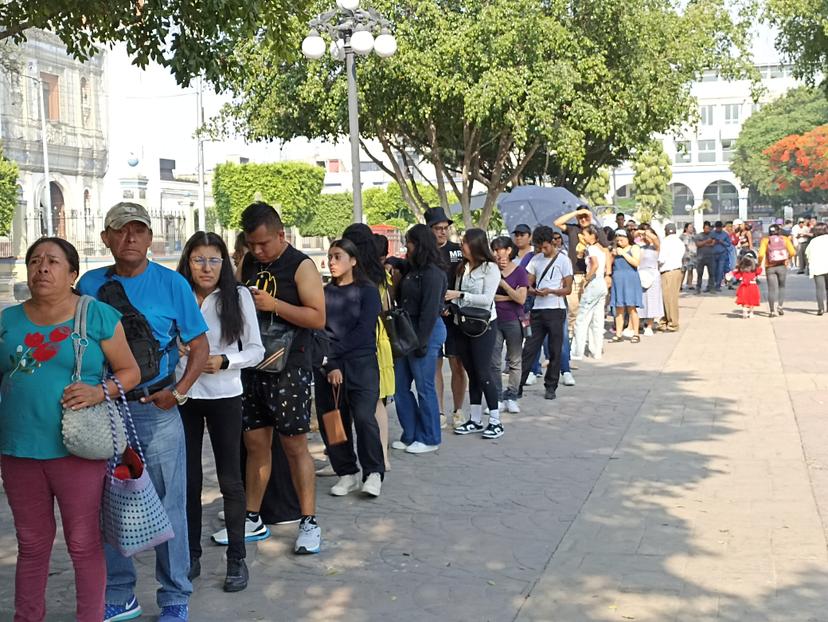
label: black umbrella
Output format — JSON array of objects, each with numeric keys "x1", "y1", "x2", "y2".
[{"x1": 497, "y1": 186, "x2": 589, "y2": 232}]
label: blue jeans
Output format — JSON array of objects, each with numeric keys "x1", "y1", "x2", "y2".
[
  {"x1": 105, "y1": 401, "x2": 192, "y2": 607},
  {"x1": 714, "y1": 253, "x2": 727, "y2": 289},
  {"x1": 393, "y1": 320, "x2": 446, "y2": 446}
]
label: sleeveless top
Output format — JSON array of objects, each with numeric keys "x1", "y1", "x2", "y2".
[{"x1": 241, "y1": 245, "x2": 312, "y2": 369}]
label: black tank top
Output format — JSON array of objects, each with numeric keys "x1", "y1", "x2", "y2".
[{"x1": 241, "y1": 244, "x2": 312, "y2": 369}]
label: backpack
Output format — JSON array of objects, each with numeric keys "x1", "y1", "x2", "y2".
[
  {"x1": 767, "y1": 235, "x2": 790, "y2": 264},
  {"x1": 96, "y1": 267, "x2": 165, "y2": 384}
]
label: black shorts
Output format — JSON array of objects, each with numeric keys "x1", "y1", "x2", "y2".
[
  {"x1": 241, "y1": 367, "x2": 312, "y2": 435},
  {"x1": 440, "y1": 316, "x2": 460, "y2": 358}
]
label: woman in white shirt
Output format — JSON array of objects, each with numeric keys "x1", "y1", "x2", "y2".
[
  {"x1": 445, "y1": 229, "x2": 503, "y2": 439},
  {"x1": 176, "y1": 232, "x2": 264, "y2": 593},
  {"x1": 805, "y1": 223, "x2": 828, "y2": 315},
  {"x1": 571, "y1": 225, "x2": 608, "y2": 360}
]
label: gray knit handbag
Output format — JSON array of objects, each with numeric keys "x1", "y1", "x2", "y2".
[{"x1": 61, "y1": 296, "x2": 127, "y2": 460}]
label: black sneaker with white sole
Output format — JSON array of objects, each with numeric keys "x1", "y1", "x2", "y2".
[
  {"x1": 454, "y1": 420, "x2": 485, "y2": 435},
  {"x1": 482, "y1": 422, "x2": 504, "y2": 439}
]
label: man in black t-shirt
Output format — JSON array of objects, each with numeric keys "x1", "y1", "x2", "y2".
[{"x1": 425, "y1": 207, "x2": 467, "y2": 428}]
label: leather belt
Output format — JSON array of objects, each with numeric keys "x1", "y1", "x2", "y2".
[{"x1": 124, "y1": 374, "x2": 175, "y2": 402}]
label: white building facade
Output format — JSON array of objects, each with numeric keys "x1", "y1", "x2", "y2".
[{"x1": 611, "y1": 63, "x2": 800, "y2": 225}]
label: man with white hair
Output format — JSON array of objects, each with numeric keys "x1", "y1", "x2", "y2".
[{"x1": 658, "y1": 223, "x2": 684, "y2": 331}]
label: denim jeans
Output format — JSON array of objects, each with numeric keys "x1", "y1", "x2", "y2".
[
  {"x1": 713, "y1": 253, "x2": 727, "y2": 289},
  {"x1": 572, "y1": 279, "x2": 607, "y2": 359},
  {"x1": 491, "y1": 319, "x2": 523, "y2": 400},
  {"x1": 105, "y1": 400, "x2": 192, "y2": 608},
  {"x1": 393, "y1": 320, "x2": 446, "y2": 446}
]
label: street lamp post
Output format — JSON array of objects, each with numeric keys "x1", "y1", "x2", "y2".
[
  {"x1": 301, "y1": 0, "x2": 397, "y2": 224},
  {"x1": 23, "y1": 66, "x2": 53, "y2": 237}
]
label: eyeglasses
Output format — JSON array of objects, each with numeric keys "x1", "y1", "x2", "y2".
[
  {"x1": 552, "y1": 236, "x2": 562, "y2": 241},
  {"x1": 432, "y1": 225, "x2": 450, "y2": 233},
  {"x1": 190, "y1": 256, "x2": 223, "y2": 268}
]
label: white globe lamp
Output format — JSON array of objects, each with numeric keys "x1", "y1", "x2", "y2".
[
  {"x1": 350, "y1": 28, "x2": 375, "y2": 55},
  {"x1": 374, "y1": 32, "x2": 397, "y2": 57},
  {"x1": 301, "y1": 32, "x2": 326, "y2": 59},
  {"x1": 336, "y1": 0, "x2": 359, "y2": 10}
]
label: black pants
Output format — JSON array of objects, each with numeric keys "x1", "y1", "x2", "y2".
[
  {"x1": 454, "y1": 320, "x2": 499, "y2": 410},
  {"x1": 520, "y1": 309, "x2": 565, "y2": 391},
  {"x1": 696, "y1": 256, "x2": 716, "y2": 291},
  {"x1": 180, "y1": 396, "x2": 246, "y2": 562},
  {"x1": 314, "y1": 354, "x2": 384, "y2": 480}
]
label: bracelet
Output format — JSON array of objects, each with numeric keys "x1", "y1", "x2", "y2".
[{"x1": 272, "y1": 299, "x2": 279, "y2": 316}]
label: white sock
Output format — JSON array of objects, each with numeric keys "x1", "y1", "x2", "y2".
[
  {"x1": 470, "y1": 404, "x2": 483, "y2": 424},
  {"x1": 489, "y1": 409, "x2": 500, "y2": 425}
]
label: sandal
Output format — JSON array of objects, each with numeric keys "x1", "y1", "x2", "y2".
[
  {"x1": 631, "y1": 335, "x2": 640, "y2": 343},
  {"x1": 611, "y1": 335, "x2": 623, "y2": 343}
]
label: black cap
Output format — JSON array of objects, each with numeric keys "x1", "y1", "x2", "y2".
[
  {"x1": 424, "y1": 207, "x2": 451, "y2": 227},
  {"x1": 512, "y1": 224, "x2": 531, "y2": 235}
]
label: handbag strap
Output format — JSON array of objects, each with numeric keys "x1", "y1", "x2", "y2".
[
  {"x1": 104, "y1": 374, "x2": 147, "y2": 470},
  {"x1": 331, "y1": 384, "x2": 341, "y2": 409},
  {"x1": 70, "y1": 295, "x2": 94, "y2": 383}
]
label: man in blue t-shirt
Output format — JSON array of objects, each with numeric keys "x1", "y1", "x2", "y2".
[
  {"x1": 710, "y1": 220, "x2": 732, "y2": 291},
  {"x1": 77, "y1": 202, "x2": 208, "y2": 622}
]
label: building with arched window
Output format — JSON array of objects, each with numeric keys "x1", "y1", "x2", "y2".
[
  {"x1": 609, "y1": 47, "x2": 801, "y2": 226},
  {"x1": 0, "y1": 29, "x2": 107, "y2": 266}
]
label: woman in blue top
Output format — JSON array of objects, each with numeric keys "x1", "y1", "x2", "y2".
[
  {"x1": 315, "y1": 238, "x2": 384, "y2": 498},
  {"x1": 0, "y1": 238, "x2": 139, "y2": 622}
]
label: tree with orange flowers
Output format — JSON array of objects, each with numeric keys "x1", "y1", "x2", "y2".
[{"x1": 765, "y1": 125, "x2": 828, "y2": 195}]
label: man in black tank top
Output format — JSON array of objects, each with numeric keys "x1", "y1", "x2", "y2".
[{"x1": 232, "y1": 203, "x2": 326, "y2": 555}]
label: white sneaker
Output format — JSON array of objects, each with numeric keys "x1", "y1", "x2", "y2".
[
  {"x1": 643, "y1": 327, "x2": 654, "y2": 337},
  {"x1": 212, "y1": 516, "x2": 270, "y2": 545},
  {"x1": 505, "y1": 399, "x2": 520, "y2": 413},
  {"x1": 498, "y1": 401, "x2": 505, "y2": 411},
  {"x1": 452, "y1": 409, "x2": 466, "y2": 427},
  {"x1": 218, "y1": 510, "x2": 225, "y2": 522},
  {"x1": 525, "y1": 373, "x2": 537, "y2": 386},
  {"x1": 391, "y1": 440, "x2": 409, "y2": 450},
  {"x1": 330, "y1": 474, "x2": 361, "y2": 496},
  {"x1": 405, "y1": 441, "x2": 439, "y2": 454},
  {"x1": 361, "y1": 473, "x2": 382, "y2": 497},
  {"x1": 294, "y1": 517, "x2": 321, "y2": 555},
  {"x1": 561, "y1": 371, "x2": 576, "y2": 386},
  {"x1": 439, "y1": 414, "x2": 447, "y2": 429},
  {"x1": 622, "y1": 328, "x2": 634, "y2": 338}
]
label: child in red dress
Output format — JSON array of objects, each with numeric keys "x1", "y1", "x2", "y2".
[{"x1": 732, "y1": 254, "x2": 762, "y2": 318}]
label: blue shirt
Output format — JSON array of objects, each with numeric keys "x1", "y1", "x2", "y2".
[
  {"x1": 77, "y1": 261, "x2": 208, "y2": 388},
  {"x1": 710, "y1": 230, "x2": 731, "y2": 255},
  {"x1": 0, "y1": 300, "x2": 121, "y2": 459}
]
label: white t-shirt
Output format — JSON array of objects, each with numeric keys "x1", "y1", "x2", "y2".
[
  {"x1": 527, "y1": 252, "x2": 573, "y2": 310},
  {"x1": 586, "y1": 244, "x2": 606, "y2": 278}
]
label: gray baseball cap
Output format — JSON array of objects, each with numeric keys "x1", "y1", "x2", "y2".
[{"x1": 104, "y1": 202, "x2": 152, "y2": 230}]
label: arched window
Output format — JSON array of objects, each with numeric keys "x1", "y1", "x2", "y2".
[
  {"x1": 703, "y1": 180, "x2": 739, "y2": 213},
  {"x1": 669, "y1": 183, "x2": 695, "y2": 214}
]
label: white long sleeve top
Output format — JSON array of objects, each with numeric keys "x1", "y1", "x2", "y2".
[
  {"x1": 454, "y1": 261, "x2": 500, "y2": 320},
  {"x1": 176, "y1": 286, "x2": 265, "y2": 399}
]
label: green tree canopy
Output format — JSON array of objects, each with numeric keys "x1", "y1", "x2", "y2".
[
  {"x1": 214, "y1": 0, "x2": 755, "y2": 229},
  {"x1": 731, "y1": 87, "x2": 828, "y2": 204},
  {"x1": 767, "y1": 0, "x2": 828, "y2": 94},
  {"x1": 212, "y1": 161, "x2": 324, "y2": 229},
  {"x1": 0, "y1": 1, "x2": 310, "y2": 87},
  {"x1": 0, "y1": 145, "x2": 19, "y2": 238}
]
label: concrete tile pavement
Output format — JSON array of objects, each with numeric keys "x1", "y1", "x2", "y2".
[{"x1": 2, "y1": 274, "x2": 828, "y2": 621}]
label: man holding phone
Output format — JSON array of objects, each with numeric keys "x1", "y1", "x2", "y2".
[{"x1": 518, "y1": 226, "x2": 573, "y2": 401}]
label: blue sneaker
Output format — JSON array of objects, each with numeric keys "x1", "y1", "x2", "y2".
[
  {"x1": 104, "y1": 595, "x2": 142, "y2": 621},
  {"x1": 159, "y1": 604, "x2": 188, "y2": 621}
]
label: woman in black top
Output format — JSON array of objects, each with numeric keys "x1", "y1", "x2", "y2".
[
  {"x1": 315, "y1": 239, "x2": 385, "y2": 497},
  {"x1": 393, "y1": 224, "x2": 448, "y2": 454}
]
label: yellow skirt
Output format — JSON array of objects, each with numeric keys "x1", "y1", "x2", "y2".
[{"x1": 376, "y1": 319, "x2": 395, "y2": 399}]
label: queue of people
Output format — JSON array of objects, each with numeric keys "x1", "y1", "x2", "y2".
[{"x1": 2, "y1": 198, "x2": 826, "y2": 622}]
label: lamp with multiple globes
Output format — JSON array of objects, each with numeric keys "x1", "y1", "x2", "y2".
[{"x1": 301, "y1": 30, "x2": 326, "y2": 59}]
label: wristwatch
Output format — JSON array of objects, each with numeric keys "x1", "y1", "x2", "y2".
[
  {"x1": 220, "y1": 354, "x2": 230, "y2": 370},
  {"x1": 171, "y1": 387, "x2": 189, "y2": 406}
]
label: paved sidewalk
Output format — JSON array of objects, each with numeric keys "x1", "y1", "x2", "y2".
[{"x1": 1, "y1": 274, "x2": 828, "y2": 621}]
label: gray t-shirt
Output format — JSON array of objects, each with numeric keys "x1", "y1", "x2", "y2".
[{"x1": 694, "y1": 232, "x2": 714, "y2": 258}]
